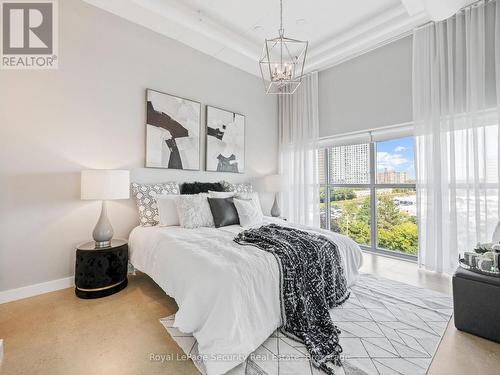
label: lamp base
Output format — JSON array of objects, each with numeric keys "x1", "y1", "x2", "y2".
[
  {"x1": 94, "y1": 240, "x2": 111, "y2": 249},
  {"x1": 93, "y1": 201, "x2": 114, "y2": 247},
  {"x1": 271, "y1": 193, "x2": 281, "y2": 217}
]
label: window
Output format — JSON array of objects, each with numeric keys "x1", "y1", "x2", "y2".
[{"x1": 319, "y1": 136, "x2": 418, "y2": 258}]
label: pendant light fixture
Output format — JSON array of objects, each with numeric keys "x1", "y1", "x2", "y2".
[{"x1": 259, "y1": 0, "x2": 308, "y2": 95}]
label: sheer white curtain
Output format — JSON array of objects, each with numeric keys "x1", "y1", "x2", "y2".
[
  {"x1": 278, "y1": 72, "x2": 320, "y2": 226},
  {"x1": 413, "y1": 0, "x2": 500, "y2": 273}
]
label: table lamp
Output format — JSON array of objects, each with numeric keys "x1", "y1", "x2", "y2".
[
  {"x1": 81, "y1": 170, "x2": 130, "y2": 248},
  {"x1": 262, "y1": 174, "x2": 284, "y2": 217}
]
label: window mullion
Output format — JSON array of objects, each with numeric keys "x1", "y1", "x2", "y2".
[
  {"x1": 369, "y1": 142, "x2": 377, "y2": 251},
  {"x1": 325, "y1": 149, "x2": 331, "y2": 231}
]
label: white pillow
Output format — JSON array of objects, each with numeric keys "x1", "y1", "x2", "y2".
[
  {"x1": 234, "y1": 198, "x2": 264, "y2": 227},
  {"x1": 235, "y1": 192, "x2": 263, "y2": 216},
  {"x1": 156, "y1": 195, "x2": 180, "y2": 227},
  {"x1": 208, "y1": 190, "x2": 235, "y2": 198},
  {"x1": 175, "y1": 193, "x2": 215, "y2": 229}
]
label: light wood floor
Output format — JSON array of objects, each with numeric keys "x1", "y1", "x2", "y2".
[{"x1": 0, "y1": 253, "x2": 499, "y2": 375}]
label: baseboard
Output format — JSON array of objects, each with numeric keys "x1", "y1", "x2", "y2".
[{"x1": 0, "y1": 276, "x2": 74, "y2": 304}]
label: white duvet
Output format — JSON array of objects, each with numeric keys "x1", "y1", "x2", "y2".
[{"x1": 129, "y1": 218, "x2": 363, "y2": 375}]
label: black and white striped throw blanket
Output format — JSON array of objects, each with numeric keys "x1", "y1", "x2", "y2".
[{"x1": 234, "y1": 224, "x2": 350, "y2": 374}]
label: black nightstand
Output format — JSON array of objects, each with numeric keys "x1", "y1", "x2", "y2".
[{"x1": 75, "y1": 239, "x2": 128, "y2": 299}]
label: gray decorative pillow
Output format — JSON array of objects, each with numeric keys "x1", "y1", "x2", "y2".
[
  {"x1": 221, "y1": 181, "x2": 253, "y2": 193},
  {"x1": 131, "y1": 182, "x2": 180, "y2": 226}
]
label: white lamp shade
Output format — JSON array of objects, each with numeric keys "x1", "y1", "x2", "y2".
[
  {"x1": 262, "y1": 174, "x2": 285, "y2": 193},
  {"x1": 81, "y1": 170, "x2": 130, "y2": 200}
]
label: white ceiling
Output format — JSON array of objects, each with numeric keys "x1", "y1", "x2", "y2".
[{"x1": 83, "y1": 0, "x2": 434, "y2": 76}]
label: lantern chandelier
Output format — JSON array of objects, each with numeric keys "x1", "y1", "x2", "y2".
[{"x1": 259, "y1": 0, "x2": 308, "y2": 95}]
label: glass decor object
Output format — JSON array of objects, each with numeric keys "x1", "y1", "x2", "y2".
[
  {"x1": 259, "y1": 0, "x2": 308, "y2": 95},
  {"x1": 459, "y1": 250, "x2": 500, "y2": 277}
]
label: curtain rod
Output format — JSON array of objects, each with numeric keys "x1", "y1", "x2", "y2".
[
  {"x1": 414, "y1": 0, "x2": 497, "y2": 31},
  {"x1": 318, "y1": 122, "x2": 413, "y2": 143}
]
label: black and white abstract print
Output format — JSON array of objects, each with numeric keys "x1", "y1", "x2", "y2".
[
  {"x1": 146, "y1": 89, "x2": 200, "y2": 170},
  {"x1": 206, "y1": 106, "x2": 245, "y2": 173}
]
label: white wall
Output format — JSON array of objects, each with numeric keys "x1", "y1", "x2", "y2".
[
  {"x1": 319, "y1": 36, "x2": 413, "y2": 138},
  {"x1": 0, "y1": 0, "x2": 278, "y2": 293}
]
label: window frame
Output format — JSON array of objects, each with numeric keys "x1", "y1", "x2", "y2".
[{"x1": 320, "y1": 139, "x2": 417, "y2": 261}]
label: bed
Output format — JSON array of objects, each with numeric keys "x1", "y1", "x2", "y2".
[{"x1": 129, "y1": 217, "x2": 363, "y2": 375}]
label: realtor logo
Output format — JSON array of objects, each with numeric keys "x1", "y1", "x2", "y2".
[{"x1": 1, "y1": 0, "x2": 58, "y2": 69}]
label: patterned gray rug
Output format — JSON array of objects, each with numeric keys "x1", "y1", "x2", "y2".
[{"x1": 160, "y1": 273, "x2": 453, "y2": 375}]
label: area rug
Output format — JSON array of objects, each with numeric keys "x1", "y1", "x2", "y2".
[{"x1": 160, "y1": 273, "x2": 453, "y2": 375}]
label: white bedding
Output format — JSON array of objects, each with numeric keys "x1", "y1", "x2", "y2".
[{"x1": 129, "y1": 218, "x2": 363, "y2": 375}]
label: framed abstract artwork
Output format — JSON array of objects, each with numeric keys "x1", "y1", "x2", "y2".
[
  {"x1": 205, "y1": 106, "x2": 245, "y2": 173},
  {"x1": 146, "y1": 89, "x2": 201, "y2": 170}
]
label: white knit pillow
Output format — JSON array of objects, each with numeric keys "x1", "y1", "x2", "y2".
[
  {"x1": 175, "y1": 194, "x2": 215, "y2": 229},
  {"x1": 235, "y1": 192, "x2": 263, "y2": 216},
  {"x1": 234, "y1": 198, "x2": 263, "y2": 227}
]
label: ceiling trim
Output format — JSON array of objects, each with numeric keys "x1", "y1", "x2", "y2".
[
  {"x1": 137, "y1": 0, "x2": 261, "y2": 61},
  {"x1": 306, "y1": 7, "x2": 428, "y2": 72},
  {"x1": 82, "y1": 0, "x2": 429, "y2": 77}
]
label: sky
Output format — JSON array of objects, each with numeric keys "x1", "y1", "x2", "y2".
[{"x1": 376, "y1": 136, "x2": 415, "y2": 178}]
